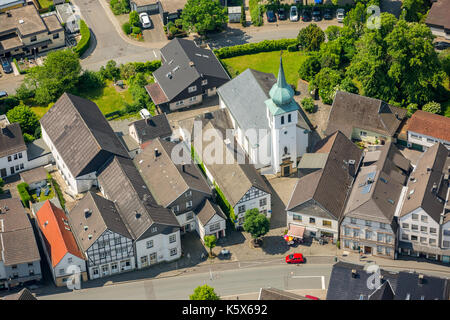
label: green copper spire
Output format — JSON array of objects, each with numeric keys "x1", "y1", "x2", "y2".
[{"x1": 269, "y1": 56, "x2": 295, "y2": 106}]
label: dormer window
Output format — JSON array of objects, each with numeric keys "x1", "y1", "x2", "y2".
[
  {"x1": 188, "y1": 85, "x2": 197, "y2": 93},
  {"x1": 201, "y1": 79, "x2": 208, "y2": 86}
]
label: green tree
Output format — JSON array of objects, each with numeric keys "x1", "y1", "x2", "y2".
[
  {"x1": 301, "y1": 97, "x2": 315, "y2": 113},
  {"x1": 0, "y1": 178, "x2": 4, "y2": 194},
  {"x1": 343, "y1": 2, "x2": 367, "y2": 37},
  {"x1": 6, "y1": 104, "x2": 39, "y2": 136},
  {"x1": 422, "y1": 101, "x2": 441, "y2": 114},
  {"x1": 122, "y1": 22, "x2": 131, "y2": 34},
  {"x1": 129, "y1": 11, "x2": 140, "y2": 27},
  {"x1": 319, "y1": 39, "x2": 344, "y2": 69},
  {"x1": 298, "y1": 54, "x2": 321, "y2": 82},
  {"x1": 338, "y1": 77, "x2": 359, "y2": 94},
  {"x1": 120, "y1": 63, "x2": 137, "y2": 79},
  {"x1": 406, "y1": 103, "x2": 418, "y2": 117},
  {"x1": 101, "y1": 60, "x2": 121, "y2": 81},
  {"x1": 181, "y1": 0, "x2": 228, "y2": 35},
  {"x1": 311, "y1": 68, "x2": 343, "y2": 104},
  {"x1": 190, "y1": 284, "x2": 220, "y2": 300},
  {"x1": 325, "y1": 25, "x2": 341, "y2": 41},
  {"x1": 243, "y1": 208, "x2": 270, "y2": 242},
  {"x1": 22, "y1": 49, "x2": 81, "y2": 105},
  {"x1": 204, "y1": 235, "x2": 217, "y2": 257},
  {"x1": 297, "y1": 23, "x2": 325, "y2": 52},
  {"x1": 240, "y1": 2, "x2": 246, "y2": 27},
  {"x1": 110, "y1": 0, "x2": 130, "y2": 15},
  {"x1": 400, "y1": 0, "x2": 427, "y2": 22}
]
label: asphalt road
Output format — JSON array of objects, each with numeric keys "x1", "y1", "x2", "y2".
[{"x1": 38, "y1": 263, "x2": 332, "y2": 300}]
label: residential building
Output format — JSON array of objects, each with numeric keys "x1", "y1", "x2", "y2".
[
  {"x1": 0, "y1": 3, "x2": 65, "y2": 58},
  {"x1": 340, "y1": 143, "x2": 412, "y2": 259},
  {"x1": 406, "y1": 110, "x2": 450, "y2": 151},
  {"x1": 97, "y1": 156, "x2": 181, "y2": 269},
  {"x1": 26, "y1": 137, "x2": 54, "y2": 169},
  {"x1": 326, "y1": 261, "x2": 450, "y2": 300},
  {"x1": 128, "y1": 113, "x2": 173, "y2": 145},
  {"x1": 258, "y1": 287, "x2": 312, "y2": 300},
  {"x1": 68, "y1": 192, "x2": 135, "y2": 280},
  {"x1": 0, "y1": 198, "x2": 41, "y2": 289},
  {"x1": 0, "y1": 121, "x2": 27, "y2": 178},
  {"x1": 40, "y1": 93, "x2": 131, "y2": 195},
  {"x1": 286, "y1": 131, "x2": 363, "y2": 243},
  {"x1": 0, "y1": 0, "x2": 25, "y2": 12},
  {"x1": 398, "y1": 143, "x2": 450, "y2": 262},
  {"x1": 134, "y1": 138, "x2": 227, "y2": 239},
  {"x1": 130, "y1": 0, "x2": 159, "y2": 13},
  {"x1": 19, "y1": 166, "x2": 48, "y2": 190},
  {"x1": 218, "y1": 62, "x2": 310, "y2": 176},
  {"x1": 145, "y1": 38, "x2": 230, "y2": 111},
  {"x1": 34, "y1": 200, "x2": 87, "y2": 286},
  {"x1": 325, "y1": 91, "x2": 407, "y2": 144},
  {"x1": 159, "y1": 0, "x2": 187, "y2": 25},
  {"x1": 425, "y1": 0, "x2": 450, "y2": 39}
]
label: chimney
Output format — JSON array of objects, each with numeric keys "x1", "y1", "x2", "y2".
[
  {"x1": 154, "y1": 148, "x2": 159, "y2": 158},
  {"x1": 418, "y1": 274, "x2": 424, "y2": 284},
  {"x1": 6, "y1": 11, "x2": 11, "y2": 17},
  {"x1": 182, "y1": 164, "x2": 185, "y2": 172},
  {"x1": 432, "y1": 182, "x2": 438, "y2": 193},
  {"x1": 189, "y1": 61, "x2": 195, "y2": 67},
  {"x1": 427, "y1": 167, "x2": 432, "y2": 173},
  {"x1": 348, "y1": 159, "x2": 356, "y2": 176},
  {"x1": 351, "y1": 269, "x2": 357, "y2": 278},
  {"x1": 84, "y1": 208, "x2": 91, "y2": 219}
]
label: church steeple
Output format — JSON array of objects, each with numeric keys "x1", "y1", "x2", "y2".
[{"x1": 269, "y1": 56, "x2": 295, "y2": 107}]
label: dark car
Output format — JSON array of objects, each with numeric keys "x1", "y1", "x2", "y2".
[
  {"x1": 312, "y1": 6, "x2": 322, "y2": 21},
  {"x1": 0, "y1": 91, "x2": 8, "y2": 98},
  {"x1": 301, "y1": 9, "x2": 312, "y2": 22},
  {"x1": 323, "y1": 8, "x2": 333, "y2": 20},
  {"x1": 1, "y1": 58, "x2": 12, "y2": 74},
  {"x1": 434, "y1": 41, "x2": 450, "y2": 50},
  {"x1": 266, "y1": 10, "x2": 277, "y2": 22},
  {"x1": 277, "y1": 7, "x2": 287, "y2": 20}
]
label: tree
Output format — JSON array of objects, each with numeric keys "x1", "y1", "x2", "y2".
[
  {"x1": 100, "y1": 60, "x2": 121, "y2": 81},
  {"x1": 204, "y1": 235, "x2": 217, "y2": 257},
  {"x1": 181, "y1": 0, "x2": 228, "y2": 35},
  {"x1": 240, "y1": 2, "x2": 246, "y2": 27},
  {"x1": 297, "y1": 23, "x2": 325, "y2": 52},
  {"x1": 406, "y1": 103, "x2": 418, "y2": 117},
  {"x1": 400, "y1": 0, "x2": 427, "y2": 22},
  {"x1": 22, "y1": 49, "x2": 81, "y2": 105},
  {"x1": 311, "y1": 68, "x2": 343, "y2": 104},
  {"x1": 301, "y1": 97, "x2": 315, "y2": 113},
  {"x1": 298, "y1": 54, "x2": 321, "y2": 82},
  {"x1": 338, "y1": 77, "x2": 359, "y2": 94},
  {"x1": 243, "y1": 208, "x2": 270, "y2": 243},
  {"x1": 319, "y1": 39, "x2": 344, "y2": 69},
  {"x1": 77, "y1": 70, "x2": 104, "y2": 92},
  {"x1": 6, "y1": 104, "x2": 39, "y2": 136},
  {"x1": 0, "y1": 178, "x2": 4, "y2": 194},
  {"x1": 120, "y1": 63, "x2": 137, "y2": 79},
  {"x1": 190, "y1": 284, "x2": 220, "y2": 300},
  {"x1": 129, "y1": 11, "x2": 140, "y2": 27},
  {"x1": 122, "y1": 22, "x2": 131, "y2": 34},
  {"x1": 110, "y1": 0, "x2": 130, "y2": 15},
  {"x1": 343, "y1": 2, "x2": 367, "y2": 37},
  {"x1": 325, "y1": 25, "x2": 341, "y2": 41},
  {"x1": 422, "y1": 101, "x2": 441, "y2": 114}
]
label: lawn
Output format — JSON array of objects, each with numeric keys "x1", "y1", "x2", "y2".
[
  {"x1": 31, "y1": 80, "x2": 135, "y2": 119},
  {"x1": 37, "y1": 0, "x2": 54, "y2": 9},
  {"x1": 31, "y1": 185, "x2": 54, "y2": 203},
  {"x1": 222, "y1": 51, "x2": 310, "y2": 87}
]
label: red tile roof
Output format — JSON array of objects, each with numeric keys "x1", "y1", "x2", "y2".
[
  {"x1": 407, "y1": 110, "x2": 450, "y2": 142},
  {"x1": 35, "y1": 200, "x2": 84, "y2": 267},
  {"x1": 145, "y1": 83, "x2": 169, "y2": 105}
]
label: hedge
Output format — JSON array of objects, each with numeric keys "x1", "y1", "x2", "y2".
[
  {"x1": 214, "y1": 39, "x2": 298, "y2": 59},
  {"x1": 49, "y1": 174, "x2": 65, "y2": 210},
  {"x1": 73, "y1": 20, "x2": 91, "y2": 57},
  {"x1": 132, "y1": 60, "x2": 161, "y2": 73},
  {"x1": 17, "y1": 183, "x2": 31, "y2": 208}
]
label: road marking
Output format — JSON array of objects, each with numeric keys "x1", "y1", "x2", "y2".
[
  {"x1": 290, "y1": 275, "x2": 326, "y2": 289},
  {"x1": 321, "y1": 276, "x2": 325, "y2": 290},
  {"x1": 153, "y1": 50, "x2": 157, "y2": 58}
]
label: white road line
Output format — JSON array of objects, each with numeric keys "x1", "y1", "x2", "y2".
[
  {"x1": 321, "y1": 276, "x2": 325, "y2": 290},
  {"x1": 153, "y1": 50, "x2": 157, "y2": 58}
]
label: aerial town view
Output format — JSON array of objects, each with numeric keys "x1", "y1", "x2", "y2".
[{"x1": 0, "y1": 0, "x2": 449, "y2": 312}]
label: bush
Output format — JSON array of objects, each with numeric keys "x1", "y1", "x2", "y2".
[
  {"x1": 132, "y1": 26, "x2": 141, "y2": 34},
  {"x1": 122, "y1": 22, "x2": 131, "y2": 34},
  {"x1": 241, "y1": 2, "x2": 246, "y2": 27},
  {"x1": 0, "y1": 96, "x2": 20, "y2": 115},
  {"x1": 133, "y1": 60, "x2": 161, "y2": 73},
  {"x1": 73, "y1": 20, "x2": 91, "y2": 57},
  {"x1": 249, "y1": 0, "x2": 263, "y2": 26},
  {"x1": 50, "y1": 177, "x2": 65, "y2": 209},
  {"x1": 23, "y1": 132, "x2": 35, "y2": 143},
  {"x1": 287, "y1": 44, "x2": 298, "y2": 52},
  {"x1": 78, "y1": 70, "x2": 105, "y2": 91},
  {"x1": 17, "y1": 183, "x2": 31, "y2": 208},
  {"x1": 213, "y1": 39, "x2": 298, "y2": 59},
  {"x1": 422, "y1": 101, "x2": 441, "y2": 114},
  {"x1": 13, "y1": 58, "x2": 26, "y2": 75},
  {"x1": 407, "y1": 103, "x2": 418, "y2": 118},
  {"x1": 110, "y1": 0, "x2": 130, "y2": 15},
  {"x1": 301, "y1": 97, "x2": 315, "y2": 113},
  {"x1": 129, "y1": 10, "x2": 140, "y2": 27}
]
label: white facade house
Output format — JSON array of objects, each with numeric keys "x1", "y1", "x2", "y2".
[
  {"x1": 0, "y1": 122, "x2": 28, "y2": 178},
  {"x1": 406, "y1": 110, "x2": 450, "y2": 151},
  {"x1": 135, "y1": 230, "x2": 181, "y2": 269},
  {"x1": 287, "y1": 207, "x2": 339, "y2": 241}
]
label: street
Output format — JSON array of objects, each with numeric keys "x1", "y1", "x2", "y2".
[{"x1": 37, "y1": 262, "x2": 332, "y2": 300}]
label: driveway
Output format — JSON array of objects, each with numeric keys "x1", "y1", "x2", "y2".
[
  {"x1": 0, "y1": 71, "x2": 24, "y2": 95},
  {"x1": 142, "y1": 13, "x2": 167, "y2": 43}
]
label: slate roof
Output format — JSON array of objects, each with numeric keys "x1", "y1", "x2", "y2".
[
  {"x1": 0, "y1": 122, "x2": 26, "y2": 158},
  {"x1": 325, "y1": 91, "x2": 407, "y2": 138},
  {"x1": 134, "y1": 138, "x2": 211, "y2": 208},
  {"x1": 407, "y1": 110, "x2": 450, "y2": 143},
  {"x1": 0, "y1": 198, "x2": 41, "y2": 266},
  {"x1": 258, "y1": 287, "x2": 309, "y2": 300},
  {"x1": 394, "y1": 271, "x2": 450, "y2": 300},
  {"x1": 152, "y1": 38, "x2": 229, "y2": 102},
  {"x1": 20, "y1": 167, "x2": 48, "y2": 185},
  {"x1": 129, "y1": 113, "x2": 173, "y2": 143},
  {"x1": 400, "y1": 143, "x2": 449, "y2": 223},
  {"x1": 40, "y1": 93, "x2": 130, "y2": 178},
  {"x1": 26, "y1": 137, "x2": 51, "y2": 161},
  {"x1": 425, "y1": 0, "x2": 450, "y2": 31},
  {"x1": 97, "y1": 156, "x2": 180, "y2": 241},
  {"x1": 68, "y1": 192, "x2": 132, "y2": 252},
  {"x1": 343, "y1": 142, "x2": 411, "y2": 226},
  {"x1": 194, "y1": 198, "x2": 226, "y2": 226},
  {"x1": 286, "y1": 131, "x2": 364, "y2": 221},
  {"x1": 35, "y1": 200, "x2": 84, "y2": 267},
  {"x1": 2, "y1": 288, "x2": 37, "y2": 300}
]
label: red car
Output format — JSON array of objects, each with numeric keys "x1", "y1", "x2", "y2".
[{"x1": 285, "y1": 253, "x2": 304, "y2": 264}]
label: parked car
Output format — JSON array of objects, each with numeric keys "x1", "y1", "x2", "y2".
[
  {"x1": 0, "y1": 91, "x2": 8, "y2": 98},
  {"x1": 266, "y1": 10, "x2": 277, "y2": 22},
  {"x1": 312, "y1": 6, "x2": 322, "y2": 21},
  {"x1": 1, "y1": 58, "x2": 12, "y2": 74},
  {"x1": 277, "y1": 7, "x2": 287, "y2": 20},
  {"x1": 301, "y1": 9, "x2": 312, "y2": 22},
  {"x1": 323, "y1": 8, "x2": 333, "y2": 20},
  {"x1": 336, "y1": 8, "x2": 345, "y2": 23},
  {"x1": 434, "y1": 41, "x2": 450, "y2": 50},
  {"x1": 285, "y1": 253, "x2": 304, "y2": 264},
  {"x1": 139, "y1": 12, "x2": 152, "y2": 29},
  {"x1": 290, "y1": 6, "x2": 299, "y2": 21}
]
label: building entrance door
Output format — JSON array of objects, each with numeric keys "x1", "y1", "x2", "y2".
[
  {"x1": 364, "y1": 246, "x2": 372, "y2": 254},
  {"x1": 0, "y1": 168, "x2": 6, "y2": 177},
  {"x1": 149, "y1": 252, "x2": 157, "y2": 265}
]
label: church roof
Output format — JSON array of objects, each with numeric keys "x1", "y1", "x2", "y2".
[{"x1": 267, "y1": 57, "x2": 297, "y2": 115}]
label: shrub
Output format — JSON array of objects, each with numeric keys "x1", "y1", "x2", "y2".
[
  {"x1": 407, "y1": 103, "x2": 418, "y2": 118},
  {"x1": 132, "y1": 26, "x2": 141, "y2": 34},
  {"x1": 13, "y1": 58, "x2": 26, "y2": 74},
  {"x1": 23, "y1": 133, "x2": 35, "y2": 143},
  {"x1": 129, "y1": 10, "x2": 140, "y2": 27},
  {"x1": 422, "y1": 101, "x2": 441, "y2": 114},
  {"x1": 301, "y1": 97, "x2": 315, "y2": 113},
  {"x1": 249, "y1": 0, "x2": 263, "y2": 26},
  {"x1": 51, "y1": 177, "x2": 65, "y2": 209},
  {"x1": 213, "y1": 39, "x2": 298, "y2": 59},
  {"x1": 287, "y1": 44, "x2": 298, "y2": 52},
  {"x1": 73, "y1": 20, "x2": 91, "y2": 57},
  {"x1": 77, "y1": 70, "x2": 105, "y2": 91},
  {"x1": 132, "y1": 60, "x2": 161, "y2": 73},
  {"x1": 240, "y1": 2, "x2": 246, "y2": 27},
  {"x1": 122, "y1": 22, "x2": 131, "y2": 34},
  {"x1": 110, "y1": 0, "x2": 130, "y2": 15},
  {"x1": 17, "y1": 183, "x2": 31, "y2": 208}
]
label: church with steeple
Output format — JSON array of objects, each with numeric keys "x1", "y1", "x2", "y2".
[{"x1": 217, "y1": 57, "x2": 310, "y2": 176}]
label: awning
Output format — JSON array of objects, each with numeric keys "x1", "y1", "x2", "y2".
[
  {"x1": 287, "y1": 224, "x2": 305, "y2": 239},
  {"x1": 314, "y1": 0, "x2": 322, "y2": 3}
]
